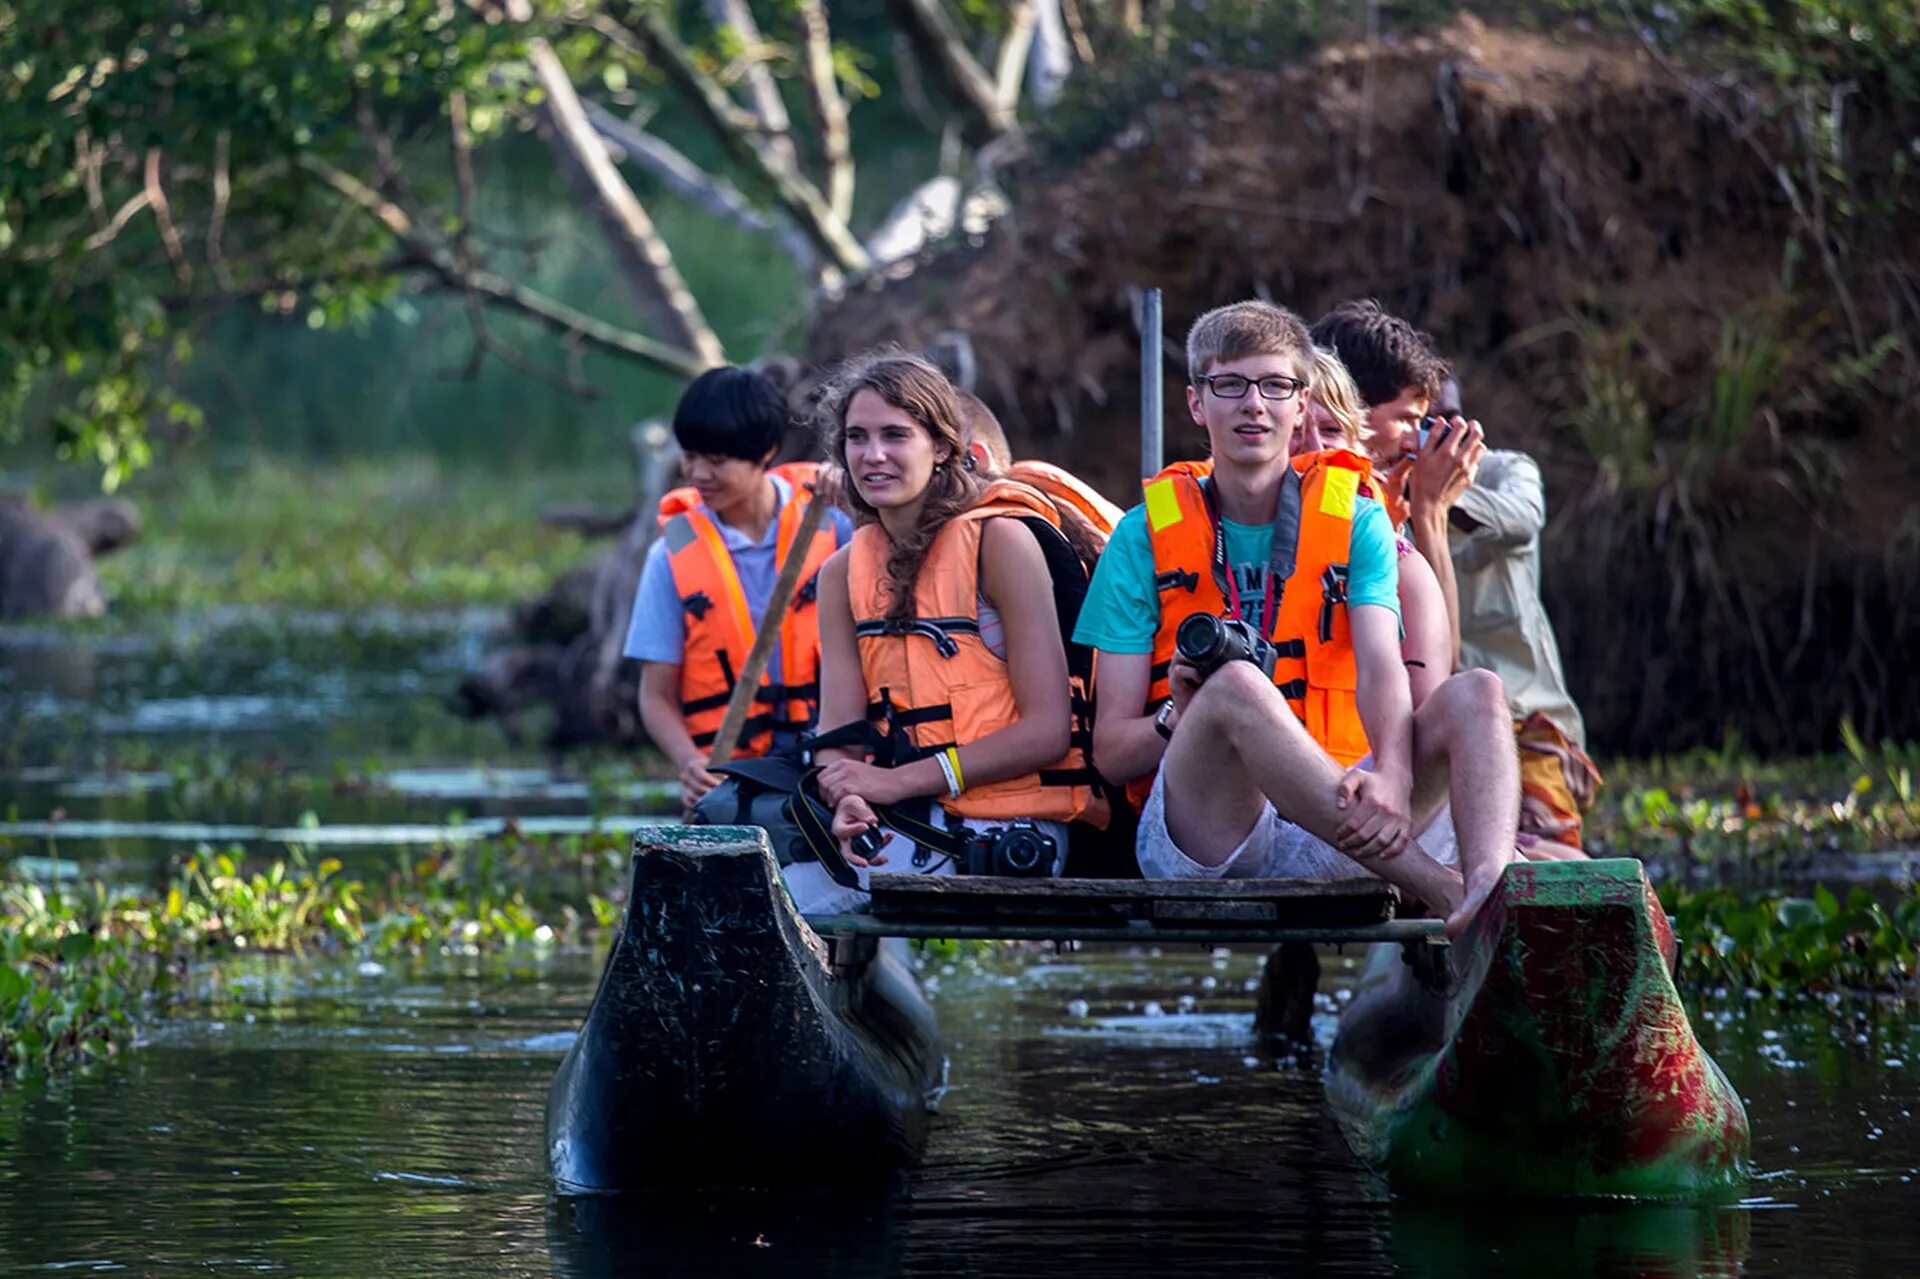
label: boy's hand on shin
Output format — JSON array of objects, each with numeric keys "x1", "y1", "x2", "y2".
[{"x1": 1333, "y1": 764, "x2": 1412, "y2": 864}]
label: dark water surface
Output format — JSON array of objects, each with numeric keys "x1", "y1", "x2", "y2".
[
  {"x1": 6, "y1": 616, "x2": 1919, "y2": 1275},
  {"x1": 2, "y1": 944, "x2": 1916, "y2": 1277}
]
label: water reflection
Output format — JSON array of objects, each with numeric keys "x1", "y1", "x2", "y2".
[
  {"x1": 1387, "y1": 1201, "x2": 1752, "y2": 1279},
  {"x1": 548, "y1": 1184, "x2": 907, "y2": 1278},
  {"x1": 0, "y1": 946, "x2": 1916, "y2": 1276}
]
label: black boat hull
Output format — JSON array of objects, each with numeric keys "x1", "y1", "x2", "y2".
[{"x1": 546, "y1": 826, "x2": 945, "y2": 1191}]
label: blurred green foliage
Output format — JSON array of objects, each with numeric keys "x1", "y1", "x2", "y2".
[
  {"x1": 94, "y1": 455, "x2": 627, "y2": 611},
  {"x1": 2, "y1": 0, "x2": 546, "y2": 487}
]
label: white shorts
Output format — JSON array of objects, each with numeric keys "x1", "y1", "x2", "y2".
[
  {"x1": 782, "y1": 814, "x2": 1070, "y2": 917},
  {"x1": 1135, "y1": 766, "x2": 1458, "y2": 880}
]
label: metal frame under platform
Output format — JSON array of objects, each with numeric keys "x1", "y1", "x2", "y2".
[{"x1": 802, "y1": 873, "x2": 1447, "y2": 946}]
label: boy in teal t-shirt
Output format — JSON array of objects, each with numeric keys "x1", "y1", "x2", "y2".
[
  {"x1": 1074, "y1": 499, "x2": 1400, "y2": 656},
  {"x1": 1076, "y1": 300, "x2": 1522, "y2": 937}
]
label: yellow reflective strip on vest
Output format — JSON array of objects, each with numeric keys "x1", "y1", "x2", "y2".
[
  {"x1": 1144, "y1": 478, "x2": 1183, "y2": 532},
  {"x1": 1319, "y1": 467, "x2": 1359, "y2": 520}
]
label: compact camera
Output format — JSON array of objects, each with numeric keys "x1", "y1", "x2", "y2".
[
  {"x1": 1175, "y1": 612, "x2": 1278, "y2": 682},
  {"x1": 961, "y1": 820, "x2": 1057, "y2": 877}
]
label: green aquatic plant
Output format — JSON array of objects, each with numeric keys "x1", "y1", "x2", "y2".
[
  {"x1": 1, "y1": 835, "x2": 627, "y2": 1080},
  {"x1": 1664, "y1": 882, "x2": 1920, "y2": 996},
  {"x1": 1586, "y1": 739, "x2": 1920, "y2": 872}
]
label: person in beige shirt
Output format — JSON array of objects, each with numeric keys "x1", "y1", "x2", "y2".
[
  {"x1": 1308, "y1": 296, "x2": 1599, "y2": 850},
  {"x1": 1444, "y1": 436, "x2": 1586, "y2": 748}
]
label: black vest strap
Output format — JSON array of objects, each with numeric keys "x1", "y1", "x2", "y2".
[{"x1": 853, "y1": 615, "x2": 982, "y2": 660}]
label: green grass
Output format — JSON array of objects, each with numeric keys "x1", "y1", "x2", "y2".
[
  {"x1": 94, "y1": 455, "x2": 628, "y2": 612},
  {"x1": 1589, "y1": 734, "x2": 1920, "y2": 869}
]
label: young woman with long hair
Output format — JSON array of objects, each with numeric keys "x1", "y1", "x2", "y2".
[{"x1": 789, "y1": 351, "x2": 1100, "y2": 913}]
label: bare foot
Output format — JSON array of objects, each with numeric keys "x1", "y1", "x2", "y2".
[{"x1": 1445, "y1": 873, "x2": 1501, "y2": 939}]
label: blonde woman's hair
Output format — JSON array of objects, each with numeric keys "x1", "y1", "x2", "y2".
[
  {"x1": 816, "y1": 349, "x2": 985, "y2": 621},
  {"x1": 1309, "y1": 347, "x2": 1373, "y2": 449}
]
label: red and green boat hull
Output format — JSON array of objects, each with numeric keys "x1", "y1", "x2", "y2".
[{"x1": 1327, "y1": 859, "x2": 1749, "y2": 1199}]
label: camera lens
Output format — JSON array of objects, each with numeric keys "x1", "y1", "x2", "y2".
[
  {"x1": 1175, "y1": 613, "x2": 1227, "y2": 666},
  {"x1": 997, "y1": 831, "x2": 1047, "y2": 874}
]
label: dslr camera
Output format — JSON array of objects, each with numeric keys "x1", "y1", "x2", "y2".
[
  {"x1": 1175, "y1": 612, "x2": 1278, "y2": 683},
  {"x1": 962, "y1": 820, "x2": 1057, "y2": 877}
]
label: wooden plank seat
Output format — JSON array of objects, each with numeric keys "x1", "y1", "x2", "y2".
[
  {"x1": 870, "y1": 874, "x2": 1400, "y2": 926},
  {"x1": 804, "y1": 875, "x2": 1445, "y2": 945}
]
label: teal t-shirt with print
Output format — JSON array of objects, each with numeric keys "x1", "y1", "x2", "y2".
[{"x1": 1073, "y1": 496, "x2": 1399, "y2": 654}]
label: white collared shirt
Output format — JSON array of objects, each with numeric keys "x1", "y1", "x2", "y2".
[{"x1": 1448, "y1": 449, "x2": 1587, "y2": 747}]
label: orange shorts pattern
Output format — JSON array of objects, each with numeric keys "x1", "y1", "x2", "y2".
[{"x1": 1515, "y1": 711, "x2": 1601, "y2": 851}]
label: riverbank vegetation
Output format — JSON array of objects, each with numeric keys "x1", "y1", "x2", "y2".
[
  {"x1": 68, "y1": 458, "x2": 622, "y2": 613},
  {"x1": 6, "y1": 841, "x2": 1916, "y2": 1082},
  {"x1": 1, "y1": 832, "x2": 627, "y2": 1078},
  {"x1": 1590, "y1": 727, "x2": 1920, "y2": 873}
]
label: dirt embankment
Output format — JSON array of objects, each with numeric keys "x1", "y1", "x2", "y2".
[{"x1": 808, "y1": 16, "x2": 1920, "y2": 755}]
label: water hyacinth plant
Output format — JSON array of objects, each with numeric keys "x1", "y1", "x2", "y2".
[
  {"x1": 1664, "y1": 883, "x2": 1920, "y2": 996},
  {"x1": 1, "y1": 836, "x2": 626, "y2": 1080}
]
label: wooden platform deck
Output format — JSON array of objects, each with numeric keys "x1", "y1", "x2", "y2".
[{"x1": 803, "y1": 874, "x2": 1446, "y2": 946}]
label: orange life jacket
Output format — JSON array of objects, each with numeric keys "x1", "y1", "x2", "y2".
[
  {"x1": 1133, "y1": 449, "x2": 1377, "y2": 796},
  {"x1": 847, "y1": 479, "x2": 1107, "y2": 827},
  {"x1": 1005, "y1": 459, "x2": 1123, "y2": 550},
  {"x1": 656, "y1": 462, "x2": 838, "y2": 758}
]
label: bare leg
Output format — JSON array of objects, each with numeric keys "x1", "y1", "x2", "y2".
[
  {"x1": 1411, "y1": 669, "x2": 1521, "y2": 936},
  {"x1": 1158, "y1": 665, "x2": 1270, "y2": 867},
  {"x1": 1166, "y1": 663, "x2": 1463, "y2": 916}
]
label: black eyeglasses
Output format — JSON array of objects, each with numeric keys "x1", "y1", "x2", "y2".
[{"x1": 1194, "y1": 373, "x2": 1308, "y2": 402}]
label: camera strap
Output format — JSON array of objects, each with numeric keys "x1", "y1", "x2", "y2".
[
  {"x1": 1201, "y1": 468, "x2": 1302, "y2": 638},
  {"x1": 791, "y1": 768, "x2": 971, "y2": 887}
]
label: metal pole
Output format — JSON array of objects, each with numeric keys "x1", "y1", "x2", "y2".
[{"x1": 1139, "y1": 286, "x2": 1163, "y2": 478}]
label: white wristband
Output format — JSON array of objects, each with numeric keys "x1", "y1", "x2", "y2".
[{"x1": 935, "y1": 751, "x2": 961, "y2": 799}]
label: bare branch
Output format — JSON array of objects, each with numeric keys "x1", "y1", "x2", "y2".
[
  {"x1": 77, "y1": 129, "x2": 106, "y2": 225},
  {"x1": 355, "y1": 96, "x2": 430, "y2": 218},
  {"x1": 584, "y1": 99, "x2": 816, "y2": 272},
  {"x1": 207, "y1": 129, "x2": 234, "y2": 287},
  {"x1": 449, "y1": 92, "x2": 479, "y2": 252},
  {"x1": 1059, "y1": 0, "x2": 1096, "y2": 64},
  {"x1": 881, "y1": 0, "x2": 1016, "y2": 144},
  {"x1": 79, "y1": 190, "x2": 154, "y2": 253},
  {"x1": 702, "y1": 0, "x2": 798, "y2": 170},
  {"x1": 994, "y1": 1, "x2": 1039, "y2": 110},
  {"x1": 794, "y1": 0, "x2": 855, "y2": 224},
  {"x1": 1027, "y1": 0, "x2": 1074, "y2": 105},
  {"x1": 527, "y1": 37, "x2": 727, "y2": 368},
  {"x1": 302, "y1": 154, "x2": 708, "y2": 380},
  {"x1": 456, "y1": 297, "x2": 604, "y2": 398},
  {"x1": 144, "y1": 149, "x2": 192, "y2": 285},
  {"x1": 601, "y1": 2, "x2": 869, "y2": 272}
]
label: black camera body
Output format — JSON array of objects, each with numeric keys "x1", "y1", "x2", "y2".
[
  {"x1": 1175, "y1": 612, "x2": 1278, "y2": 682},
  {"x1": 961, "y1": 820, "x2": 1057, "y2": 877}
]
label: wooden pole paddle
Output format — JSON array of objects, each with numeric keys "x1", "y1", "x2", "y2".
[{"x1": 705, "y1": 484, "x2": 831, "y2": 767}]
